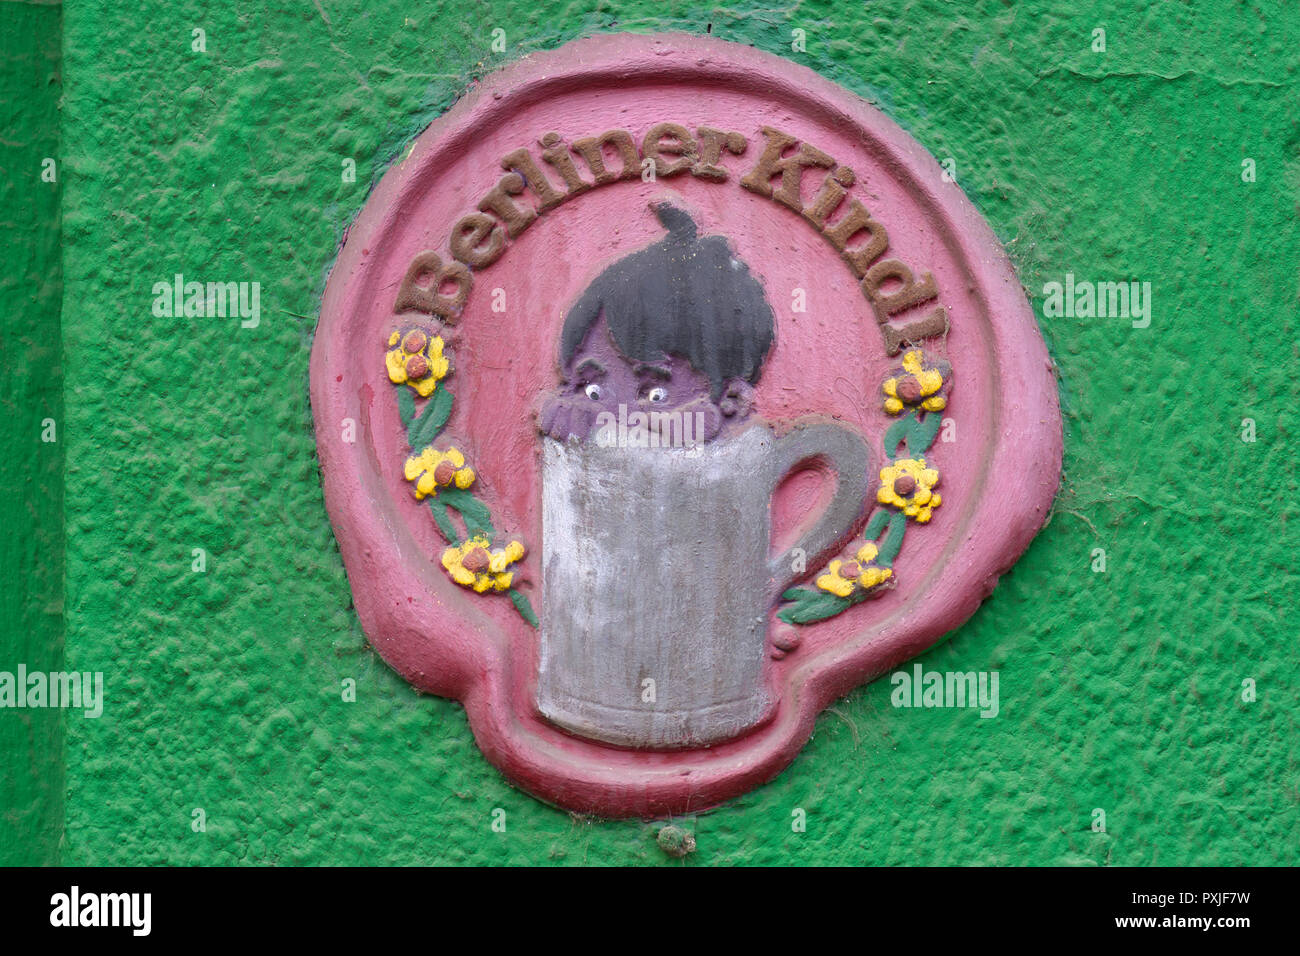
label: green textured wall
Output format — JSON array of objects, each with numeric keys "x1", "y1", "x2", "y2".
[
  {"x1": 4, "y1": 0, "x2": 1297, "y2": 865},
  {"x1": 1, "y1": 0, "x2": 64, "y2": 867}
]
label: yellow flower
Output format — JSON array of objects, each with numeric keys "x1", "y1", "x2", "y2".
[
  {"x1": 386, "y1": 328, "x2": 450, "y2": 397},
  {"x1": 882, "y1": 349, "x2": 950, "y2": 415},
  {"x1": 815, "y1": 542, "x2": 894, "y2": 598},
  {"x1": 403, "y1": 446, "x2": 476, "y2": 499},
  {"x1": 441, "y1": 536, "x2": 525, "y2": 593},
  {"x1": 877, "y1": 458, "x2": 942, "y2": 522}
]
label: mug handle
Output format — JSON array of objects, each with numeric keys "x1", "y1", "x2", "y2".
[{"x1": 766, "y1": 422, "x2": 874, "y2": 601}]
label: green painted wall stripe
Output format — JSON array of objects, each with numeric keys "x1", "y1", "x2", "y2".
[{"x1": 0, "y1": 0, "x2": 65, "y2": 867}]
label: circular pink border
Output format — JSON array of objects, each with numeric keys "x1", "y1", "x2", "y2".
[{"x1": 311, "y1": 33, "x2": 1062, "y2": 817}]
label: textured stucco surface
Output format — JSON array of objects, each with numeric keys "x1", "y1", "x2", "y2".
[{"x1": 10, "y1": 0, "x2": 1298, "y2": 864}]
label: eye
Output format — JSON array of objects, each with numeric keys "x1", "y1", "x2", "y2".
[
  {"x1": 645, "y1": 386, "x2": 668, "y2": 404},
  {"x1": 584, "y1": 383, "x2": 603, "y2": 401}
]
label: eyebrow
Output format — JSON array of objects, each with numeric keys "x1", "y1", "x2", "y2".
[
  {"x1": 633, "y1": 363, "x2": 672, "y2": 381},
  {"x1": 574, "y1": 358, "x2": 606, "y2": 378}
]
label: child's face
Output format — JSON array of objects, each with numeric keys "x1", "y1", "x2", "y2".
[
  {"x1": 540, "y1": 315, "x2": 753, "y2": 442},
  {"x1": 568, "y1": 315, "x2": 712, "y2": 416}
]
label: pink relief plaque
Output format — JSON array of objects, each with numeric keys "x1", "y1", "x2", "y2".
[{"x1": 310, "y1": 33, "x2": 1062, "y2": 816}]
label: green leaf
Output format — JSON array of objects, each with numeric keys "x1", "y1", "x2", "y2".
[
  {"x1": 878, "y1": 511, "x2": 907, "y2": 567},
  {"x1": 777, "y1": 587, "x2": 852, "y2": 625},
  {"x1": 508, "y1": 589, "x2": 538, "y2": 628},
  {"x1": 439, "y1": 486, "x2": 495, "y2": 539},
  {"x1": 863, "y1": 508, "x2": 890, "y2": 540},
  {"x1": 395, "y1": 386, "x2": 416, "y2": 430},
  {"x1": 883, "y1": 415, "x2": 912, "y2": 458},
  {"x1": 407, "y1": 385, "x2": 453, "y2": 450},
  {"x1": 883, "y1": 410, "x2": 943, "y2": 458},
  {"x1": 909, "y1": 411, "x2": 943, "y2": 454},
  {"x1": 427, "y1": 499, "x2": 459, "y2": 544}
]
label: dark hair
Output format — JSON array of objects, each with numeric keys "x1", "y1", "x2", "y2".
[{"x1": 560, "y1": 202, "x2": 775, "y2": 400}]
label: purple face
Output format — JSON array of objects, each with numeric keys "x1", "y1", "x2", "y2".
[
  {"x1": 539, "y1": 315, "x2": 754, "y2": 443},
  {"x1": 567, "y1": 317, "x2": 712, "y2": 417}
]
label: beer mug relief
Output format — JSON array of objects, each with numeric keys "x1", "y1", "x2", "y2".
[{"x1": 311, "y1": 33, "x2": 1061, "y2": 816}]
